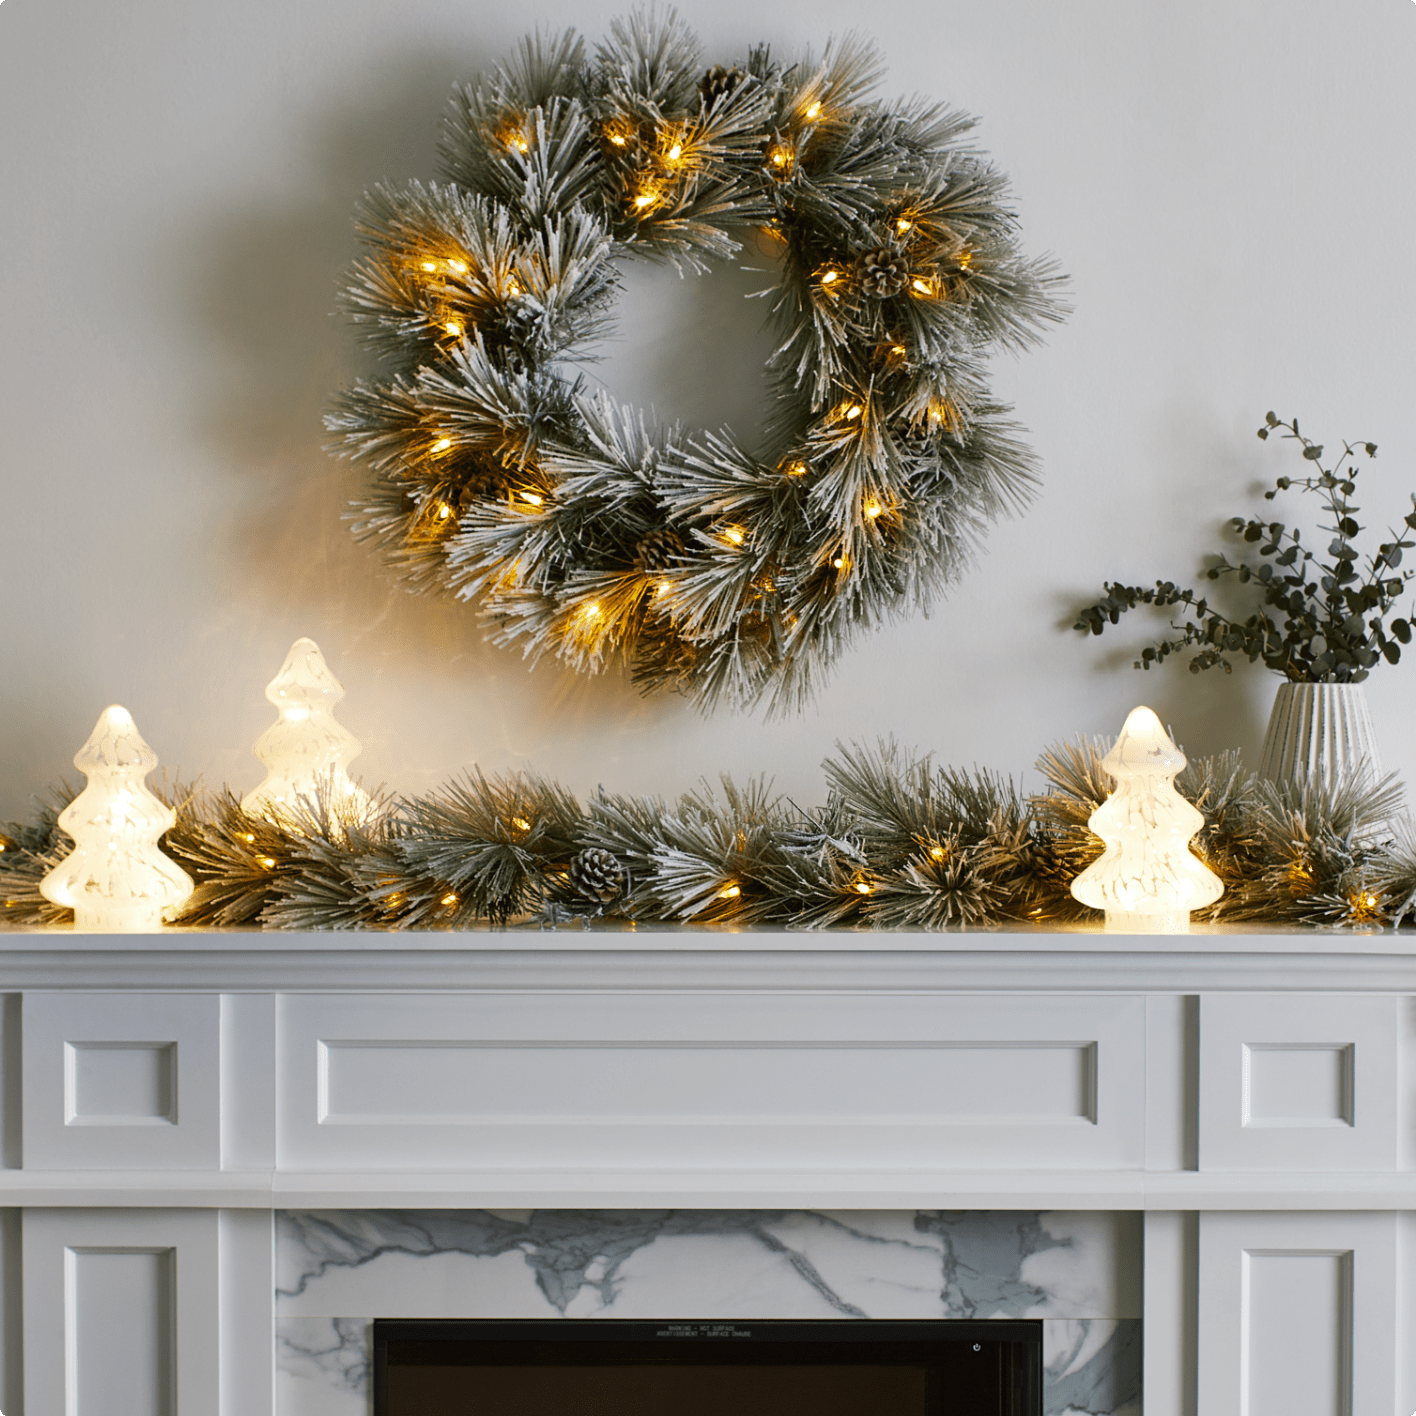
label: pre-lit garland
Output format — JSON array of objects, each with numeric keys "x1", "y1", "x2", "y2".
[
  {"x1": 327, "y1": 13, "x2": 1066, "y2": 715},
  {"x1": 3, "y1": 740, "x2": 1411, "y2": 932}
]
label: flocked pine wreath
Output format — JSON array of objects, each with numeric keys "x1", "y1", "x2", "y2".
[{"x1": 326, "y1": 12, "x2": 1067, "y2": 714}]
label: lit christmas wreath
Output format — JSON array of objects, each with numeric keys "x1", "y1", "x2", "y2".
[{"x1": 327, "y1": 13, "x2": 1067, "y2": 714}]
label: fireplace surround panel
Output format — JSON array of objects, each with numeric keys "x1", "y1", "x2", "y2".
[{"x1": 0, "y1": 927, "x2": 1411, "y2": 1415}]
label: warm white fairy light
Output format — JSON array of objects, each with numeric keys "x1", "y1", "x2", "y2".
[
  {"x1": 241, "y1": 638, "x2": 371, "y2": 825},
  {"x1": 39, "y1": 706, "x2": 193, "y2": 932},
  {"x1": 1070, "y1": 705, "x2": 1224, "y2": 932},
  {"x1": 430, "y1": 436, "x2": 453, "y2": 454}
]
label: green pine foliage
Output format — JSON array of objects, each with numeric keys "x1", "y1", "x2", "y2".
[
  {"x1": 328, "y1": 11, "x2": 1067, "y2": 715},
  {"x1": 5, "y1": 742, "x2": 1407, "y2": 933}
]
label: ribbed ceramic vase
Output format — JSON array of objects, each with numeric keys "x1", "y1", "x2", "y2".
[{"x1": 1255, "y1": 682, "x2": 1381, "y2": 782}]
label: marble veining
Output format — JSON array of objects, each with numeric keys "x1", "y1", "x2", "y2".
[{"x1": 275, "y1": 1209, "x2": 1141, "y2": 1416}]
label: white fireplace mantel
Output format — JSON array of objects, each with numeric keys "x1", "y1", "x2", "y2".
[{"x1": 0, "y1": 925, "x2": 1411, "y2": 1414}]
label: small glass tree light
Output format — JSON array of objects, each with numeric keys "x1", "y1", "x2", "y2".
[
  {"x1": 1070, "y1": 705, "x2": 1224, "y2": 932},
  {"x1": 241, "y1": 638, "x2": 370, "y2": 824},
  {"x1": 39, "y1": 705, "x2": 194, "y2": 931}
]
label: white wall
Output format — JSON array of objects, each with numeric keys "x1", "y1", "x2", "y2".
[{"x1": 3, "y1": 0, "x2": 1415, "y2": 820}]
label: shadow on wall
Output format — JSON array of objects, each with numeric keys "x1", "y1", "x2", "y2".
[
  {"x1": 178, "y1": 41, "x2": 786, "y2": 736},
  {"x1": 1052, "y1": 397, "x2": 1282, "y2": 765}
]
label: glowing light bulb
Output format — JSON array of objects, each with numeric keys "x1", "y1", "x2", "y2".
[
  {"x1": 832, "y1": 556, "x2": 845, "y2": 569},
  {"x1": 719, "y1": 883, "x2": 741, "y2": 899},
  {"x1": 1069, "y1": 706, "x2": 1224, "y2": 933},
  {"x1": 430, "y1": 437, "x2": 453, "y2": 454},
  {"x1": 610, "y1": 133, "x2": 627, "y2": 146},
  {"x1": 656, "y1": 581, "x2": 671, "y2": 596},
  {"x1": 38, "y1": 706, "x2": 194, "y2": 932},
  {"x1": 853, "y1": 881, "x2": 872, "y2": 894},
  {"x1": 896, "y1": 218, "x2": 913, "y2": 234},
  {"x1": 512, "y1": 817, "x2": 531, "y2": 832},
  {"x1": 929, "y1": 845, "x2": 946, "y2": 860},
  {"x1": 865, "y1": 501, "x2": 882, "y2": 518},
  {"x1": 785, "y1": 461, "x2": 809, "y2": 476},
  {"x1": 444, "y1": 320, "x2": 463, "y2": 337},
  {"x1": 584, "y1": 603, "x2": 601, "y2": 618},
  {"x1": 241, "y1": 638, "x2": 371, "y2": 825},
  {"x1": 506, "y1": 280, "x2": 522, "y2": 296},
  {"x1": 448, "y1": 259, "x2": 468, "y2": 274},
  {"x1": 805, "y1": 101, "x2": 822, "y2": 120},
  {"x1": 821, "y1": 270, "x2": 839, "y2": 285},
  {"x1": 257, "y1": 856, "x2": 277, "y2": 871},
  {"x1": 845, "y1": 405, "x2": 863, "y2": 420},
  {"x1": 436, "y1": 503, "x2": 453, "y2": 521},
  {"x1": 724, "y1": 527, "x2": 744, "y2": 545},
  {"x1": 890, "y1": 345, "x2": 906, "y2": 356},
  {"x1": 521, "y1": 491, "x2": 543, "y2": 507},
  {"x1": 912, "y1": 277, "x2": 934, "y2": 295},
  {"x1": 667, "y1": 142, "x2": 683, "y2": 160},
  {"x1": 420, "y1": 261, "x2": 437, "y2": 272},
  {"x1": 441, "y1": 891, "x2": 459, "y2": 906},
  {"x1": 635, "y1": 192, "x2": 655, "y2": 208}
]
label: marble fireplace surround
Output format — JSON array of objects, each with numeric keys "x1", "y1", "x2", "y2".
[
  {"x1": 275, "y1": 1208, "x2": 1141, "y2": 1416},
  {"x1": 0, "y1": 924, "x2": 1413, "y2": 1415}
]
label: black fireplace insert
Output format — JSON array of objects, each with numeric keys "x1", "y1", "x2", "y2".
[{"x1": 373, "y1": 1317, "x2": 1044, "y2": 1415}]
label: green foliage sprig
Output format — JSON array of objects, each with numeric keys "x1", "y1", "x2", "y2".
[
  {"x1": 2, "y1": 741, "x2": 1407, "y2": 933},
  {"x1": 1075, "y1": 414, "x2": 1416, "y2": 681}
]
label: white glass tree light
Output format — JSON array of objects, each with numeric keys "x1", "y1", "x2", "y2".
[
  {"x1": 241, "y1": 637, "x2": 371, "y2": 823},
  {"x1": 39, "y1": 705, "x2": 194, "y2": 931},
  {"x1": 1070, "y1": 705, "x2": 1224, "y2": 932}
]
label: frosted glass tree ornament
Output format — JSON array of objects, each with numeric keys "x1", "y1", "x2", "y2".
[
  {"x1": 1070, "y1": 705, "x2": 1224, "y2": 932},
  {"x1": 39, "y1": 705, "x2": 194, "y2": 931},
  {"x1": 241, "y1": 637, "x2": 370, "y2": 823}
]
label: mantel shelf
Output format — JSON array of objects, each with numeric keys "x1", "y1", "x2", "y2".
[{"x1": 3, "y1": 922, "x2": 1415, "y2": 990}]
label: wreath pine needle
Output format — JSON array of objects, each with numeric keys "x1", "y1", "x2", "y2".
[{"x1": 327, "y1": 11, "x2": 1068, "y2": 714}]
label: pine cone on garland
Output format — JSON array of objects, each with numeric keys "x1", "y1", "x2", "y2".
[
  {"x1": 634, "y1": 526, "x2": 686, "y2": 573},
  {"x1": 699, "y1": 65, "x2": 744, "y2": 105},
  {"x1": 569, "y1": 847, "x2": 627, "y2": 904},
  {"x1": 856, "y1": 246, "x2": 910, "y2": 298}
]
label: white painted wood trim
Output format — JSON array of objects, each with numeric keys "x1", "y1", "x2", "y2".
[
  {"x1": 1197, "y1": 1211, "x2": 1397, "y2": 1416},
  {"x1": 22, "y1": 1208, "x2": 221, "y2": 1416}
]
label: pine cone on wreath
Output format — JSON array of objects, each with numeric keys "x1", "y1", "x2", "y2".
[
  {"x1": 699, "y1": 65, "x2": 743, "y2": 105},
  {"x1": 472, "y1": 463, "x2": 515, "y2": 503},
  {"x1": 856, "y1": 246, "x2": 910, "y2": 298},
  {"x1": 633, "y1": 526, "x2": 686, "y2": 573},
  {"x1": 569, "y1": 847, "x2": 626, "y2": 904}
]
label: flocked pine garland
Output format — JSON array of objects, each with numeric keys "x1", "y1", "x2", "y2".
[
  {"x1": 326, "y1": 12, "x2": 1067, "y2": 715},
  {"x1": 3, "y1": 740, "x2": 1413, "y2": 932}
]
